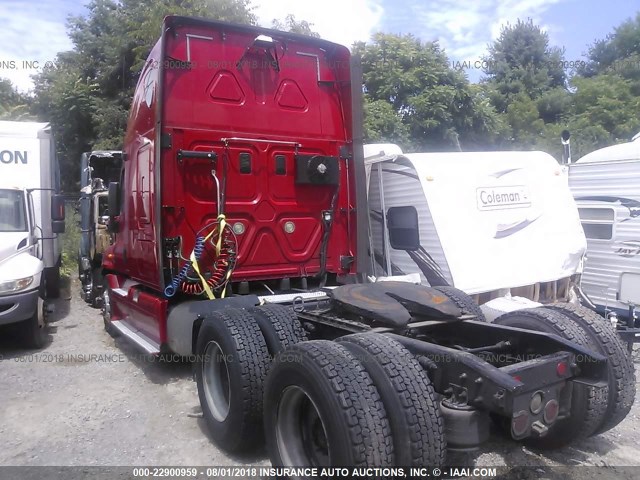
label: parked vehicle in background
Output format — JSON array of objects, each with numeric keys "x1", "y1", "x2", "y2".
[
  {"x1": 364, "y1": 144, "x2": 589, "y2": 317},
  {"x1": 567, "y1": 133, "x2": 640, "y2": 344},
  {"x1": 0, "y1": 121, "x2": 65, "y2": 347},
  {"x1": 78, "y1": 150, "x2": 122, "y2": 306},
  {"x1": 97, "y1": 17, "x2": 635, "y2": 468}
]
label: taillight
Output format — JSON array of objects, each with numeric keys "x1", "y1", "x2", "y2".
[
  {"x1": 511, "y1": 411, "x2": 529, "y2": 437},
  {"x1": 543, "y1": 399, "x2": 560, "y2": 424},
  {"x1": 556, "y1": 360, "x2": 568, "y2": 376}
]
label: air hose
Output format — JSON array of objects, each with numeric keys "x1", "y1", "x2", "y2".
[{"x1": 164, "y1": 236, "x2": 206, "y2": 297}]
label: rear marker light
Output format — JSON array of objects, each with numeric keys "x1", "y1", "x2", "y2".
[
  {"x1": 233, "y1": 222, "x2": 245, "y2": 235},
  {"x1": 543, "y1": 399, "x2": 560, "y2": 424},
  {"x1": 284, "y1": 221, "x2": 295, "y2": 234},
  {"x1": 556, "y1": 361, "x2": 568, "y2": 376},
  {"x1": 511, "y1": 411, "x2": 529, "y2": 437}
]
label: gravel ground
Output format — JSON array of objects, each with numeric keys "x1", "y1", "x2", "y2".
[{"x1": 0, "y1": 279, "x2": 639, "y2": 478}]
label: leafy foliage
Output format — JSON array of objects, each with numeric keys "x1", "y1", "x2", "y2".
[
  {"x1": 0, "y1": 79, "x2": 33, "y2": 120},
  {"x1": 30, "y1": 0, "x2": 256, "y2": 192},
  {"x1": 13, "y1": 4, "x2": 640, "y2": 190},
  {"x1": 355, "y1": 33, "x2": 503, "y2": 151},
  {"x1": 483, "y1": 19, "x2": 566, "y2": 112},
  {"x1": 271, "y1": 14, "x2": 320, "y2": 37}
]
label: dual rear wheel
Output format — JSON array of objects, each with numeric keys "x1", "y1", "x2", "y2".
[
  {"x1": 194, "y1": 305, "x2": 447, "y2": 467},
  {"x1": 194, "y1": 300, "x2": 635, "y2": 463}
]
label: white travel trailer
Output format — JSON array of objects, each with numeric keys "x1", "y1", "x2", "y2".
[
  {"x1": 0, "y1": 121, "x2": 65, "y2": 347},
  {"x1": 568, "y1": 134, "x2": 640, "y2": 327},
  {"x1": 364, "y1": 144, "x2": 588, "y2": 314}
]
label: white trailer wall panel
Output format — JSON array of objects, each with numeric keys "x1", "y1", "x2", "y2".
[{"x1": 570, "y1": 157, "x2": 640, "y2": 313}]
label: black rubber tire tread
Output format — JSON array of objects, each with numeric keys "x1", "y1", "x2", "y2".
[
  {"x1": 195, "y1": 308, "x2": 270, "y2": 453},
  {"x1": 45, "y1": 266, "x2": 61, "y2": 299},
  {"x1": 101, "y1": 279, "x2": 119, "y2": 338},
  {"x1": 248, "y1": 304, "x2": 308, "y2": 355},
  {"x1": 20, "y1": 302, "x2": 46, "y2": 349},
  {"x1": 264, "y1": 340, "x2": 394, "y2": 467},
  {"x1": 90, "y1": 268, "x2": 103, "y2": 309},
  {"x1": 546, "y1": 303, "x2": 636, "y2": 434},
  {"x1": 338, "y1": 333, "x2": 446, "y2": 467},
  {"x1": 494, "y1": 307, "x2": 608, "y2": 447},
  {"x1": 431, "y1": 286, "x2": 486, "y2": 321}
]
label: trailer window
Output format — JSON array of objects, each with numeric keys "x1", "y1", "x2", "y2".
[
  {"x1": 579, "y1": 207, "x2": 614, "y2": 240},
  {"x1": 0, "y1": 189, "x2": 27, "y2": 232}
]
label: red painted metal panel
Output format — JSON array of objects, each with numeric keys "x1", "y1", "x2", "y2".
[
  {"x1": 159, "y1": 19, "x2": 356, "y2": 282},
  {"x1": 107, "y1": 17, "x2": 357, "y2": 341}
]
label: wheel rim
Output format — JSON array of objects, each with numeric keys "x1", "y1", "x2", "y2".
[
  {"x1": 102, "y1": 287, "x2": 111, "y2": 323},
  {"x1": 276, "y1": 386, "x2": 330, "y2": 467},
  {"x1": 85, "y1": 273, "x2": 93, "y2": 297},
  {"x1": 202, "y1": 341, "x2": 231, "y2": 422}
]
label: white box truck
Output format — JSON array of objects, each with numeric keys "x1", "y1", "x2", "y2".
[
  {"x1": 0, "y1": 121, "x2": 65, "y2": 348},
  {"x1": 364, "y1": 144, "x2": 589, "y2": 317}
]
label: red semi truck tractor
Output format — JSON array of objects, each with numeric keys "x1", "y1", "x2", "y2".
[{"x1": 102, "y1": 16, "x2": 634, "y2": 468}]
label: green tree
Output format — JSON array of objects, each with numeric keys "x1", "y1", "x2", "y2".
[
  {"x1": 0, "y1": 79, "x2": 33, "y2": 120},
  {"x1": 483, "y1": 19, "x2": 567, "y2": 113},
  {"x1": 354, "y1": 33, "x2": 503, "y2": 151},
  {"x1": 271, "y1": 14, "x2": 320, "y2": 37},
  {"x1": 31, "y1": 0, "x2": 256, "y2": 191},
  {"x1": 567, "y1": 74, "x2": 640, "y2": 157}
]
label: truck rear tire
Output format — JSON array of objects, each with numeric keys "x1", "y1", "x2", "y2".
[
  {"x1": 432, "y1": 286, "x2": 486, "y2": 321},
  {"x1": 545, "y1": 303, "x2": 636, "y2": 435},
  {"x1": 338, "y1": 333, "x2": 446, "y2": 467},
  {"x1": 45, "y1": 265, "x2": 61, "y2": 299},
  {"x1": 248, "y1": 304, "x2": 308, "y2": 355},
  {"x1": 89, "y1": 268, "x2": 103, "y2": 308},
  {"x1": 195, "y1": 308, "x2": 270, "y2": 453},
  {"x1": 493, "y1": 307, "x2": 608, "y2": 448},
  {"x1": 264, "y1": 340, "x2": 393, "y2": 467}
]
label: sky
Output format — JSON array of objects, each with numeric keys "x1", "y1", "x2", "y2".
[{"x1": 1, "y1": 0, "x2": 640, "y2": 92}]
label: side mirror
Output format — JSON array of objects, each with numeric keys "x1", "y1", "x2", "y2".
[
  {"x1": 108, "y1": 182, "x2": 121, "y2": 217},
  {"x1": 107, "y1": 182, "x2": 121, "y2": 233},
  {"x1": 51, "y1": 194, "x2": 65, "y2": 234},
  {"x1": 387, "y1": 206, "x2": 420, "y2": 251}
]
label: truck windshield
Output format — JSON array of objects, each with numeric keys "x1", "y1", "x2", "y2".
[{"x1": 0, "y1": 189, "x2": 27, "y2": 232}]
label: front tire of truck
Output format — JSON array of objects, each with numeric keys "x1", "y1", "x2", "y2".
[
  {"x1": 21, "y1": 295, "x2": 47, "y2": 349},
  {"x1": 264, "y1": 340, "x2": 393, "y2": 467},
  {"x1": 338, "y1": 333, "x2": 446, "y2": 467},
  {"x1": 101, "y1": 279, "x2": 119, "y2": 337},
  {"x1": 431, "y1": 286, "x2": 486, "y2": 321},
  {"x1": 545, "y1": 303, "x2": 636, "y2": 435},
  {"x1": 195, "y1": 308, "x2": 270, "y2": 453},
  {"x1": 494, "y1": 307, "x2": 608, "y2": 448}
]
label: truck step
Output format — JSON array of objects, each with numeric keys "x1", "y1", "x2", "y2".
[{"x1": 110, "y1": 320, "x2": 160, "y2": 355}]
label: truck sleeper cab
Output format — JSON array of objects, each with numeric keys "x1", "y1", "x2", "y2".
[{"x1": 101, "y1": 17, "x2": 634, "y2": 468}]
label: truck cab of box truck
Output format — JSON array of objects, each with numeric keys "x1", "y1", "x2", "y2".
[
  {"x1": 0, "y1": 121, "x2": 65, "y2": 348},
  {"x1": 102, "y1": 17, "x2": 367, "y2": 354}
]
